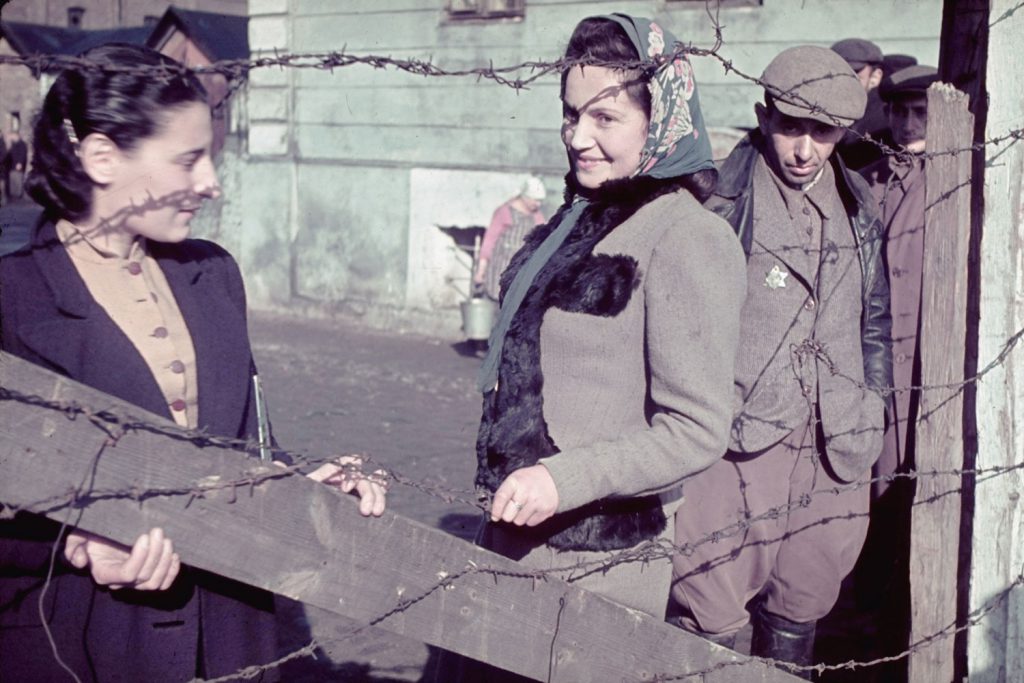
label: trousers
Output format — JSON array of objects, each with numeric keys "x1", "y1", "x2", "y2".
[{"x1": 671, "y1": 419, "x2": 870, "y2": 635}]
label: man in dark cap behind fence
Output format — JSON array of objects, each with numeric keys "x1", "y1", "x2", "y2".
[
  {"x1": 832, "y1": 37, "x2": 890, "y2": 169},
  {"x1": 860, "y1": 64, "x2": 938, "y2": 494},
  {"x1": 883, "y1": 53, "x2": 918, "y2": 75},
  {"x1": 849, "y1": 64, "x2": 939, "y2": 675},
  {"x1": 668, "y1": 45, "x2": 892, "y2": 678}
]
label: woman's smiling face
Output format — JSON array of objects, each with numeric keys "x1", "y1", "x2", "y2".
[{"x1": 561, "y1": 66, "x2": 649, "y2": 190}]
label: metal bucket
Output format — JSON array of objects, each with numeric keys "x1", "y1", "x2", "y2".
[{"x1": 460, "y1": 297, "x2": 497, "y2": 341}]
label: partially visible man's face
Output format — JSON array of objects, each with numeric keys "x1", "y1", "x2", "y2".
[
  {"x1": 756, "y1": 103, "x2": 846, "y2": 189},
  {"x1": 854, "y1": 64, "x2": 883, "y2": 91},
  {"x1": 888, "y1": 93, "x2": 928, "y2": 153}
]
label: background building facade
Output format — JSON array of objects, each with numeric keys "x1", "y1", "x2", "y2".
[{"x1": 213, "y1": 0, "x2": 942, "y2": 335}]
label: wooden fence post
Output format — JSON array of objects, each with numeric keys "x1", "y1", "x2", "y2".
[
  {"x1": 967, "y1": 0, "x2": 1024, "y2": 679},
  {"x1": 0, "y1": 352, "x2": 801, "y2": 683},
  {"x1": 907, "y1": 83, "x2": 973, "y2": 683}
]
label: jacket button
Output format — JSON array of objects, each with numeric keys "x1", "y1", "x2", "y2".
[
  {"x1": 804, "y1": 298, "x2": 816, "y2": 311},
  {"x1": 802, "y1": 385, "x2": 812, "y2": 397},
  {"x1": 153, "y1": 326, "x2": 169, "y2": 339},
  {"x1": 127, "y1": 262, "x2": 142, "y2": 275},
  {"x1": 169, "y1": 360, "x2": 185, "y2": 374},
  {"x1": 896, "y1": 352, "x2": 908, "y2": 364},
  {"x1": 170, "y1": 399, "x2": 186, "y2": 412}
]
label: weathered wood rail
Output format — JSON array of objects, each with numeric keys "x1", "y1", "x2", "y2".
[
  {"x1": 908, "y1": 82, "x2": 974, "y2": 683},
  {"x1": 0, "y1": 352, "x2": 799, "y2": 682}
]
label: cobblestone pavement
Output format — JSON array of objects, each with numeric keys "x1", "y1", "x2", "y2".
[{"x1": 249, "y1": 311, "x2": 484, "y2": 681}]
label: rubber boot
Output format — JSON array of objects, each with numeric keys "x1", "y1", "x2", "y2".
[
  {"x1": 665, "y1": 602, "x2": 738, "y2": 650},
  {"x1": 749, "y1": 608, "x2": 816, "y2": 680}
]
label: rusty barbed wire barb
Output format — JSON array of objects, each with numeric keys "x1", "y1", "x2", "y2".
[{"x1": 2, "y1": 50, "x2": 1021, "y2": 157}]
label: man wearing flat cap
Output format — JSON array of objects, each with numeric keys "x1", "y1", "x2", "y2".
[
  {"x1": 668, "y1": 46, "x2": 892, "y2": 676},
  {"x1": 852, "y1": 64, "x2": 939, "y2": 669},
  {"x1": 832, "y1": 38, "x2": 890, "y2": 169},
  {"x1": 860, "y1": 64, "x2": 938, "y2": 496}
]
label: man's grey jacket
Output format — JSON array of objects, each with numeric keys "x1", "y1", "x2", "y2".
[{"x1": 706, "y1": 130, "x2": 893, "y2": 482}]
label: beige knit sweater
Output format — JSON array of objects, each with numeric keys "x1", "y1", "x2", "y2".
[{"x1": 538, "y1": 189, "x2": 747, "y2": 513}]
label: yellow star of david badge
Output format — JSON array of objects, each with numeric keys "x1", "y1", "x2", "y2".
[{"x1": 764, "y1": 264, "x2": 788, "y2": 289}]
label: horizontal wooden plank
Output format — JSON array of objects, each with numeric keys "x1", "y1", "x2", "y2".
[{"x1": 0, "y1": 352, "x2": 799, "y2": 682}]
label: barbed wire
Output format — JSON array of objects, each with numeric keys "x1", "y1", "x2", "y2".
[
  {"x1": 1, "y1": 45, "x2": 1022, "y2": 160},
  {"x1": 2, "y1": 2, "x2": 1023, "y2": 678},
  {"x1": 0, "y1": 376, "x2": 1020, "y2": 681}
]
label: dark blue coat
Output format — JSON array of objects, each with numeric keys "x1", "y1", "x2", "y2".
[{"x1": 0, "y1": 219, "x2": 278, "y2": 682}]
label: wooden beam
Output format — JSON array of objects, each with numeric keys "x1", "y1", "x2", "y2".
[
  {"x1": 0, "y1": 352, "x2": 800, "y2": 682},
  {"x1": 908, "y1": 82, "x2": 974, "y2": 683},
  {"x1": 968, "y1": 0, "x2": 1024, "y2": 680}
]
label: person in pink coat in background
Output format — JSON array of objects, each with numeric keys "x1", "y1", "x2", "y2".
[{"x1": 472, "y1": 176, "x2": 547, "y2": 302}]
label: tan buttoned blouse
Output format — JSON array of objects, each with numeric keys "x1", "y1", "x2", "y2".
[{"x1": 57, "y1": 220, "x2": 199, "y2": 428}]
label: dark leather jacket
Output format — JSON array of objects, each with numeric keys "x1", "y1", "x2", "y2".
[{"x1": 705, "y1": 131, "x2": 894, "y2": 397}]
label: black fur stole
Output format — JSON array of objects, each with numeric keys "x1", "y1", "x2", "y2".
[{"x1": 475, "y1": 174, "x2": 693, "y2": 552}]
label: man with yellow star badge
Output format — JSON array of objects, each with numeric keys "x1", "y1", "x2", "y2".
[{"x1": 668, "y1": 46, "x2": 893, "y2": 677}]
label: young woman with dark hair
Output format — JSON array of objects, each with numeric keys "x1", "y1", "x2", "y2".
[
  {"x1": 0, "y1": 44, "x2": 386, "y2": 681},
  {"x1": 439, "y1": 14, "x2": 746, "y2": 679}
]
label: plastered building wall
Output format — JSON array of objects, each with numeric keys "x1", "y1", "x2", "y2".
[{"x1": 216, "y1": 0, "x2": 943, "y2": 335}]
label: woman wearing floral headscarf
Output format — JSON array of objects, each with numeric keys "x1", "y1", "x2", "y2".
[{"x1": 473, "y1": 14, "x2": 746, "y2": 622}]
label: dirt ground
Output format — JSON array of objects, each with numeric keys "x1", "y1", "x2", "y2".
[
  {"x1": 248, "y1": 310, "x2": 485, "y2": 681},
  {"x1": 247, "y1": 311, "x2": 882, "y2": 683}
]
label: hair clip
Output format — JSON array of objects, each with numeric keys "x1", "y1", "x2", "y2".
[{"x1": 62, "y1": 118, "x2": 80, "y2": 146}]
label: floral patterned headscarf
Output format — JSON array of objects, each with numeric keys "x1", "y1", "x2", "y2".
[
  {"x1": 603, "y1": 13, "x2": 715, "y2": 179},
  {"x1": 478, "y1": 15, "x2": 713, "y2": 393}
]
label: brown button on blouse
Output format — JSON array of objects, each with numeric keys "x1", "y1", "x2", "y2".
[{"x1": 57, "y1": 220, "x2": 199, "y2": 428}]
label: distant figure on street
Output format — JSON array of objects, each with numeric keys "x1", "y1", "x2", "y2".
[
  {"x1": 0, "y1": 132, "x2": 7, "y2": 205},
  {"x1": 832, "y1": 38, "x2": 889, "y2": 169},
  {"x1": 0, "y1": 43, "x2": 387, "y2": 683},
  {"x1": 668, "y1": 45, "x2": 892, "y2": 678},
  {"x1": 473, "y1": 175, "x2": 546, "y2": 302},
  {"x1": 4, "y1": 130, "x2": 28, "y2": 200}
]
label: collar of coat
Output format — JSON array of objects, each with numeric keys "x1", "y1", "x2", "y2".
[
  {"x1": 711, "y1": 130, "x2": 881, "y2": 257},
  {"x1": 6, "y1": 214, "x2": 253, "y2": 439},
  {"x1": 27, "y1": 214, "x2": 207, "y2": 320}
]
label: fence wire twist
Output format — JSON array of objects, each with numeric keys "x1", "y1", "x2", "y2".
[{"x1": 1, "y1": 1, "x2": 1022, "y2": 679}]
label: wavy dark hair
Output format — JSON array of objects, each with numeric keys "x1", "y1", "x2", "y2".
[
  {"x1": 560, "y1": 17, "x2": 717, "y2": 202},
  {"x1": 26, "y1": 43, "x2": 208, "y2": 222}
]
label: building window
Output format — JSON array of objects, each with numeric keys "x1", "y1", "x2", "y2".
[
  {"x1": 667, "y1": 0, "x2": 762, "y2": 6},
  {"x1": 67, "y1": 6, "x2": 85, "y2": 28},
  {"x1": 445, "y1": 0, "x2": 525, "y2": 21}
]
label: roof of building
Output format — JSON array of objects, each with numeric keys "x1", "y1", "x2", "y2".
[
  {"x1": 0, "y1": 6, "x2": 247, "y2": 67},
  {"x1": 0, "y1": 21, "x2": 149, "y2": 57},
  {"x1": 147, "y1": 8, "x2": 249, "y2": 61}
]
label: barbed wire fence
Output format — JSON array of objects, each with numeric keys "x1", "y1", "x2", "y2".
[{"x1": 0, "y1": 2, "x2": 1022, "y2": 681}]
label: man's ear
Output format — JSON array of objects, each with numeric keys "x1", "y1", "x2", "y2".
[
  {"x1": 754, "y1": 102, "x2": 769, "y2": 135},
  {"x1": 869, "y1": 67, "x2": 884, "y2": 90},
  {"x1": 77, "y1": 133, "x2": 121, "y2": 185}
]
